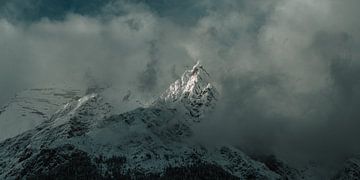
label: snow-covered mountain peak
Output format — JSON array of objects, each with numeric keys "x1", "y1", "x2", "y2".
[
  {"x1": 183, "y1": 61, "x2": 211, "y2": 93},
  {"x1": 0, "y1": 68, "x2": 285, "y2": 179},
  {"x1": 158, "y1": 62, "x2": 218, "y2": 120},
  {"x1": 162, "y1": 61, "x2": 212, "y2": 100}
]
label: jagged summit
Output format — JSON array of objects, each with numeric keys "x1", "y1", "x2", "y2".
[
  {"x1": 158, "y1": 61, "x2": 218, "y2": 120},
  {"x1": 160, "y1": 61, "x2": 214, "y2": 101}
]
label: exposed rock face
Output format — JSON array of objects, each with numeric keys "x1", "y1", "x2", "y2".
[
  {"x1": 255, "y1": 155, "x2": 304, "y2": 180},
  {"x1": 333, "y1": 156, "x2": 360, "y2": 180}
]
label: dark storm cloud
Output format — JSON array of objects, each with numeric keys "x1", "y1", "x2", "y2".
[
  {"x1": 190, "y1": 0, "x2": 360, "y2": 171},
  {"x1": 1, "y1": 0, "x2": 360, "y2": 176},
  {"x1": 0, "y1": 0, "x2": 206, "y2": 25},
  {"x1": 138, "y1": 40, "x2": 160, "y2": 92},
  {"x1": 0, "y1": 0, "x2": 113, "y2": 22}
]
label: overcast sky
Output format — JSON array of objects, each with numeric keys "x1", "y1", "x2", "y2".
[{"x1": 1, "y1": 0, "x2": 360, "y2": 171}]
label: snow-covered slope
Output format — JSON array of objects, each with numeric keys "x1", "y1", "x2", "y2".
[
  {"x1": 0, "y1": 88, "x2": 81, "y2": 141},
  {"x1": 0, "y1": 63, "x2": 284, "y2": 179}
]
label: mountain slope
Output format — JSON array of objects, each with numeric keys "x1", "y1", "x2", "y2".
[{"x1": 0, "y1": 88, "x2": 81, "y2": 141}]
